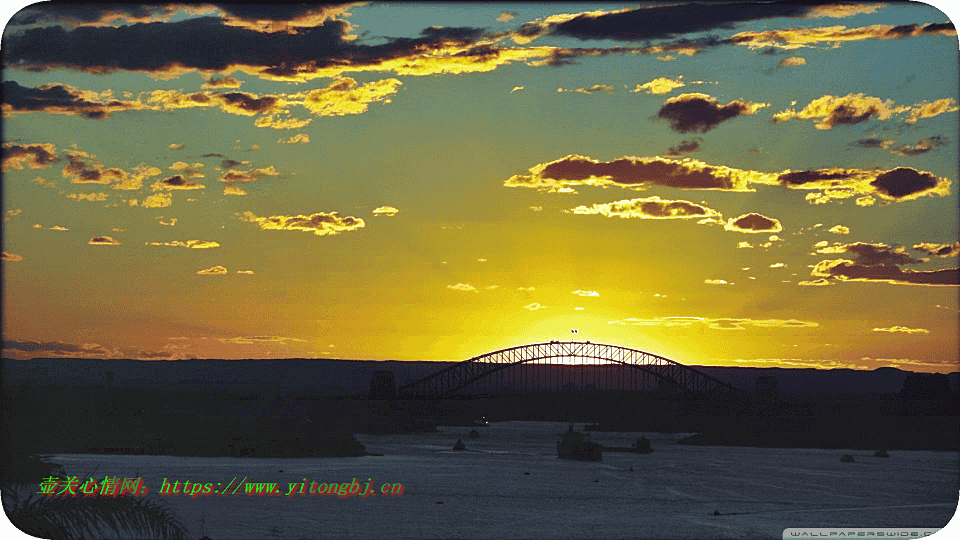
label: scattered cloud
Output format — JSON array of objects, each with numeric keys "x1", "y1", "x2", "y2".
[
  {"x1": 524, "y1": 302, "x2": 546, "y2": 310},
  {"x1": 447, "y1": 283, "x2": 477, "y2": 292},
  {"x1": 154, "y1": 174, "x2": 205, "y2": 190},
  {"x1": 217, "y1": 335, "x2": 304, "y2": 344},
  {"x1": 498, "y1": 12, "x2": 517, "y2": 22},
  {"x1": 774, "y1": 94, "x2": 958, "y2": 129},
  {"x1": 723, "y1": 213, "x2": 782, "y2": 234},
  {"x1": 142, "y1": 192, "x2": 173, "y2": 208},
  {"x1": 168, "y1": 143, "x2": 184, "y2": 150},
  {"x1": 2, "y1": 81, "x2": 145, "y2": 119},
  {"x1": 223, "y1": 185, "x2": 247, "y2": 196},
  {"x1": 146, "y1": 240, "x2": 220, "y2": 249},
  {"x1": 777, "y1": 57, "x2": 806, "y2": 67},
  {"x1": 913, "y1": 242, "x2": 960, "y2": 258},
  {"x1": 850, "y1": 136, "x2": 894, "y2": 149},
  {"x1": 237, "y1": 270, "x2": 255, "y2": 275},
  {"x1": 665, "y1": 137, "x2": 702, "y2": 156},
  {"x1": 510, "y1": 86, "x2": 524, "y2": 93},
  {"x1": 2, "y1": 142, "x2": 59, "y2": 171},
  {"x1": 66, "y1": 192, "x2": 109, "y2": 202},
  {"x1": 197, "y1": 265, "x2": 228, "y2": 275},
  {"x1": 566, "y1": 195, "x2": 721, "y2": 220},
  {"x1": 202, "y1": 76, "x2": 243, "y2": 89},
  {"x1": 88, "y1": 236, "x2": 120, "y2": 245},
  {"x1": 237, "y1": 210, "x2": 364, "y2": 236},
  {"x1": 729, "y1": 22, "x2": 956, "y2": 51},
  {"x1": 704, "y1": 279, "x2": 729, "y2": 285},
  {"x1": 572, "y1": 290, "x2": 599, "y2": 297},
  {"x1": 278, "y1": 133, "x2": 310, "y2": 144},
  {"x1": 798, "y1": 278, "x2": 831, "y2": 286},
  {"x1": 657, "y1": 93, "x2": 769, "y2": 133},
  {"x1": 811, "y1": 242, "x2": 958, "y2": 286},
  {"x1": 609, "y1": 316, "x2": 818, "y2": 330},
  {"x1": 2, "y1": 252, "x2": 24, "y2": 262},
  {"x1": 372, "y1": 206, "x2": 399, "y2": 216},
  {"x1": 770, "y1": 263, "x2": 785, "y2": 268},
  {"x1": 890, "y1": 135, "x2": 948, "y2": 157},
  {"x1": 872, "y1": 326, "x2": 929, "y2": 334},
  {"x1": 634, "y1": 77, "x2": 685, "y2": 94},
  {"x1": 828, "y1": 225, "x2": 850, "y2": 234}
]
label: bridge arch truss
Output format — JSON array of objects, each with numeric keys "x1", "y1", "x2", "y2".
[{"x1": 397, "y1": 341, "x2": 744, "y2": 398}]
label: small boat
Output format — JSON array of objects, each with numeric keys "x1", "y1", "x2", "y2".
[
  {"x1": 602, "y1": 436, "x2": 652, "y2": 454},
  {"x1": 557, "y1": 425, "x2": 602, "y2": 461},
  {"x1": 473, "y1": 417, "x2": 489, "y2": 427},
  {"x1": 453, "y1": 437, "x2": 466, "y2": 450},
  {"x1": 469, "y1": 428, "x2": 480, "y2": 439}
]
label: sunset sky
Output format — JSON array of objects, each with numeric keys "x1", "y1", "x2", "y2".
[{"x1": 2, "y1": 2, "x2": 958, "y2": 371}]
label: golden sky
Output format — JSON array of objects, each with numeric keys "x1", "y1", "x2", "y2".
[{"x1": 2, "y1": 2, "x2": 958, "y2": 371}]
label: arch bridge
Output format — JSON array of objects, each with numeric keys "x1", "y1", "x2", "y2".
[{"x1": 397, "y1": 341, "x2": 746, "y2": 398}]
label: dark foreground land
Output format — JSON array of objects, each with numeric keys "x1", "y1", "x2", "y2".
[{"x1": 2, "y1": 359, "x2": 958, "y2": 458}]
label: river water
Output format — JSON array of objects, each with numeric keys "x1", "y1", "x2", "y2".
[{"x1": 12, "y1": 422, "x2": 960, "y2": 540}]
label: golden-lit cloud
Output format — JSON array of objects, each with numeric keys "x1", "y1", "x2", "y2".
[
  {"x1": 237, "y1": 210, "x2": 364, "y2": 236},
  {"x1": 798, "y1": 278, "x2": 831, "y2": 286},
  {"x1": 777, "y1": 166, "x2": 951, "y2": 203},
  {"x1": 146, "y1": 240, "x2": 220, "y2": 249},
  {"x1": 215, "y1": 4, "x2": 359, "y2": 34},
  {"x1": 219, "y1": 165, "x2": 279, "y2": 184},
  {"x1": 2, "y1": 142, "x2": 59, "y2": 171},
  {"x1": 142, "y1": 192, "x2": 173, "y2": 208},
  {"x1": 197, "y1": 265, "x2": 228, "y2": 275},
  {"x1": 872, "y1": 326, "x2": 930, "y2": 334},
  {"x1": 504, "y1": 154, "x2": 775, "y2": 193},
  {"x1": 913, "y1": 242, "x2": 960, "y2": 258},
  {"x1": 237, "y1": 270, "x2": 255, "y2": 275},
  {"x1": 372, "y1": 206, "x2": 399, "y2": 216},
  {"x1": 66, "y1": 192, "x2": 109, "y2": 202},
  {"x1": 890, "y1": 135, "x2": 948, "y2": 157},
  {"x1": 2, "y1": 81, "x2": 146, "y2": 119},
  {"x1": 447, "y1": 283, "x2": 478, "y2": 292},
  {"x1": 811, "y1": 242, "x2": 958, "y2": 286},
  {"x1": 778, "y1": 57, "x2": 806, "y2": 67},
  {"x1": 774, "y1": 93, "x2": 957, "y2": 129},
  {"x1": 88, "y1": 236, "x2": 120, "y2": 246},
  {"x1": 704, "y1": 279, "x2": 730, "y2": 285},
  {"x1": 737, "y1": 241, "x2": 753, "y2": 248},
  {"x1": 510, "y1": 86, "x2": 524, "y2": 93},
  {"x1": 153, "y1": 174, "x2": 206, "y2": 191},
  {"x1": 633, "y1": 77, "x2": 684, "y2": 94},
  {"x1": 609, "y1": 316, "x2": 818, "y2": 330},
  {"x1": 723, "y1": 213, "x2": 782, "y2": 234},
  {"x1": 202, "y1": 76, "x2": 243, "y2": 89},
  {"x1": 223, "y1": 185, "x2": 247, "y2": 196},
  {"x1": 567, "y1": 196, "x2": 721, "y2": 220},
  {"x1": 658, "y1": 93, "x2": 769, "y2": 133},
  {"x1": 2, "y1": 252, "x2": 23, "y2": 262},
  {"x1": 828, "y1": 225, "x2": 850, "y2": 234},
  {"x1": 61, "y1": 150, "x2": 126, "y2": 185},
  {"x1": 297, "y1": 77, "x2": 402, "y2": 116},
  {"x1": 729, "y1": 22, "x2": 956, "y2": 51},
  {"x1": 498, "y1": 12, "x2": 517, "y2": 22},
  {"x1": 169, "y1": 161, "x2": 205, "y2": 178},
  {"x1": 572, "y1": 290, "x2": 599, "y2": 297},
  {"x1": 278, "y1": 133, "x2": 310, "y2": 144},
  {"x1": 217, "y1": 335, "x2": 304, "y2": 344},
  {"x1": 524, "y1": 303, "x2": 546, "y2": 310}
]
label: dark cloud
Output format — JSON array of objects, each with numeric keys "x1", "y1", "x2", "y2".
[
  {"x1": 517, "y1": 154, "x2": 755, "y2": 191},
  {"x1": 201, "y1": 153, "x2": 229, "y2": 159},
  {"x1": 778, "y1": 169, "x2": 855, "y2": 186},
  {"x1": 62, "y1": 151, "x2": 126, "y2": 184},
  {"x1": 813, "y1": 260, "x2": 958, "y2": 286},
  {"x1": 217, "y1": 92, "x2": 280, "y2": 114},
  {"x1": 657, "y1": 94, "x2": 767, "y2": 133},
  {"x1": 2, "y1": 81, "x2": 139, "y2": 119},
  {"x1": 812, "y1": 241, "x2": 957, "y2": 286},
  {"x1": 1, "y1": 142, "x2": 59, "y2": 171},
  {"x1": 870, "y1": 167, "x2": 941, "y2": 199},
  {"x1": 913, "y1": 242, "x2": 960, "y2": 258},
  {"x1": 89, "y1": 236, "x2": 121, "y2": 245},
  {"x1": 9, "y1": 4, "x2": 180, "y2": 26},
  {"x1": 2, "y1": 339, "x2": 109, "y2": 355},
  {"x1": 724, "y1": 213, "x2": 782, "y2": 233},
  {"x1": 665, "y1": 137, "x2": 703, "y2": 156},
  {"x1": 849, "y1": 136, "x2": 894, "y2": 149},
  {"x1": 547, "y1": 3, "x2": 813, "y2": 42},
  {"x1": 156, "y1": 174, "x2": 205, "y2": 190},
  {"x1": 890, "y1": 135, "x2": 948, "y2": 157},
  {"x1": 821, "y1": 242, "x2": 926, "y2": 266}
]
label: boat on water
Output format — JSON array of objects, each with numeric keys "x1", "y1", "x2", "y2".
[
  {"x1": 557, "y1": 425, "x2": 602, "y2": 461},
  {"x1": 453, "y1": 437, "x2": 466, "y2": 450},
  {"x1": 604, "y1": 436, "x2": 653, "y2": 454}
]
